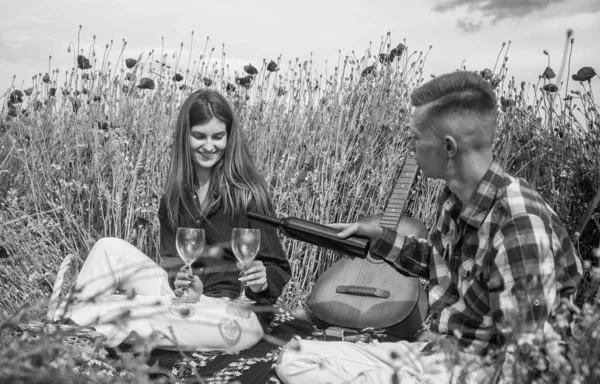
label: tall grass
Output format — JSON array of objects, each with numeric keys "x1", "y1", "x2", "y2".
[{"x1": 0, "y1": 28, "x2": 599, "y2": 383}]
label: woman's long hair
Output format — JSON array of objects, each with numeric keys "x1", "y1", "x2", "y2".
[{"x1": 163, "y1": 89, "x2": 274, "y2": 229}]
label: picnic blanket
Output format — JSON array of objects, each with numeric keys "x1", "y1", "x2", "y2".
[{"x1": 145, "y1": 310, "x2": 400, "y2": 384}]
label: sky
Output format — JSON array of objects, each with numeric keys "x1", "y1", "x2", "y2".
[{"x1": 0, "y1": 0, "x2": 599, "y2": 99}]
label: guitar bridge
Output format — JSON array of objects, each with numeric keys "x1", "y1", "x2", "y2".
[{"x1": 336, "y1": 285, "x2": 391, "y2": 298}]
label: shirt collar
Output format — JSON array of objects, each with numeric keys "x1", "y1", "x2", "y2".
[
  {"x1": 437, "y1": 157, "x2": 506, "y2": 229},
  {"x1": 458, "y1": 157, "x2": 505, "y2": 228}
]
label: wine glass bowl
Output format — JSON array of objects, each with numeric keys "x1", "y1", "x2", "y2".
[
  {"x1": 168, "y1": 227, "x2": 205, "y2": 318},
  {"x1": 231, "y1": 228, "x2": 261, "y2": 304}
]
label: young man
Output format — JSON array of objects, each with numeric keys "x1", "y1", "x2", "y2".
[{"x1": 275, "y1": 71, "x2": 582, "y2": 384}]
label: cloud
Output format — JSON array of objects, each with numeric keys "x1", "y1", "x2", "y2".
[{"x1": 433, "y1": 0, "x2": 567, "y2": 31}]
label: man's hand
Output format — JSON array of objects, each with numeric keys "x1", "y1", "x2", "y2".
[
  {"x1": 328, "y1": 222, "x2": 384, "y2": 243},
  {"x1": 238, "y1": 260, "x2": 268, "y2": 293},
  {"x1": 174, "y1": 266, "x2": 203, "y2": 300}
]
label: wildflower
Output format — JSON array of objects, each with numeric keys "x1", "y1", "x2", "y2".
[
  {"x1": 82, "y1": 73, "x2": 90, "y2": 80},
  {"x1": 49, "y1": 87, "x2": 56, "y2": 96},
  {"x1": 575, "y1": 67, "x2": 596, "y2": 81},
  {"x1": 77, "y1": 55, "x2": 92, "y2": 70},
  {"x1": 277, "y1": 87, "x2": 287, "y2": 96},
  {"x1": 125, "y1": 73, "x2": 135, "y2": 81},
  {"x1": 82, "y1": 87, "x2": 88, "y2": 94},
  {"x1": 267, "y1": 60, "x2": 279, "y2": 72},
  {"x1": 490, "y1": 75, "x2": 502, "y2": 88},
  {"x1": 137, "y1": 77, "x2": 155, "y2": 90},
  {"x1": 235, "y1": 75, "x2": 253, "y2": 88},
  {"x1": 480, "y1": 68, "x2": 493, "y2": 80},
  {"x1": 203, "y1": 77, "x2": 213, "y2": 87},
  {"x1": 125, "y1": 58, "x2": 137, "y2": 69},
  {"x1": 42, "y1": 73, "x2": 50, "y2": 83},
  {"x1": 93, "y1": 95, "x2": 101, "y2": 102},
  {"x1": 542, "y1": 67, "x2": 556, "y2": 79},
  {"x1": 379, "y1": 53, "x2": 394, "y2": 64},
  {"x1": 172, "y1": 73, "x2": 183, "y2": 82},
  {"x1": 361, "y1": 65, "x2": 375, "y2": 78},
  {"x1": 243, "y1": 64, "x2": 258, "y2": 75},
  {"x1": 390, "y1": 43, "x2": 405, "y2": 57},
  {"x1": 543, "y1": 83, "x2": 558, "y2": 93},
  {"x1": 9, "y1": 90, "x2": 23, "y2": 103},
  {"x1": 226, "y1": 83, "x2": 236, "y2": 93},
  {"x1": 122, "y1": 85, "x2": 129, "y2": 93},
  {"x1": 179, "y1": 84, "x2": 186, "y2": 91},
  {"x1": 24, "y1": 87, "x2": 33, "y2": 96}
]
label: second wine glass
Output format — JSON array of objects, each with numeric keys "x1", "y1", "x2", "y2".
[
  {"x1": 231, "y1": 228, "x2": 261, "y2": 304},
  {"x1": 169, "y1": 227, "x2": 205, "y2": 318}
]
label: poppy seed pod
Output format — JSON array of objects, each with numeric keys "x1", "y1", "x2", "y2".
[
  {"x1": 267, "y1": 60, "x2": 279, "y2": 72},
  {"x1": 480, "y1": 69, "x2": 493, "y2": 80},
  {"x1": 125, "y1": 58, "x2": 137, "y2": 69},
  {"x1": 24, "y1": 87, "x2": 33, "y2": 96},
  {"x1": 42, "y1": 73, "x2": 50, "y2": 83},
  {"x1": 173, "y1": 73, "x2": 183, "y2": 82},
  {"x1": 543, "y1": 83, "x2": 558, "y2": 93},
  {"x1": 542, "y1": 67, "x2": 556, "y2": 79},
  {"x1": 9, "y1": 90, "x2": 24, "y2": 103},
  {"x1": 203, "y1": 77, "x2": 213, "y2": 87},
  {"x1": 77, "y1": 55, "x2": 92, "y2": 70},
  {"x1": 576, "y1": 67, "x2": 596, "y2": 82},
  {"x1": 137, "y1": 77, "x2": 155, "y2": 90},
  {"x1": 243, "y1": 64, "x2": 258, "y2": 75}
]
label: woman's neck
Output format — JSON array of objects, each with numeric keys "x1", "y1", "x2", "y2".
[{"x1": 194, "y1": 166, "x2": 212, "y2": 204}]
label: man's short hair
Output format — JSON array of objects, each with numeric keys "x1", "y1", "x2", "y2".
[{"x1": 410, "y1": 71, "x2": 498, "y2": 120}]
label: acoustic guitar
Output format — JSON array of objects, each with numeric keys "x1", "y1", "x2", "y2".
[{"x1": 309, "y1": 156, "x2": 428, "y2": 339}]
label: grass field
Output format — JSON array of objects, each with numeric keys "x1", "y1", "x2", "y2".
[{"x1": 1, "y1": 30, "x2": 599, "y2": 383}]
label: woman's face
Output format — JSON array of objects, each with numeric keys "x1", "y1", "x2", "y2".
[{"x1": 188, "y1": 118, "x2": 228, "y2": 171}]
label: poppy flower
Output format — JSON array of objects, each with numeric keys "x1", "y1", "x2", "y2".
[
  {"x1": 179, "y1": 84, "x2": 187, "y2": 91},
  {"x1": 361, "y1": 65, "x2": 375, "y2": 78},
  {"x1": 42, "y1": 73, "x2": 50, "y2": 83},
  {"x1": 542, "y1": 67, "x2": 556, "y2": 79},
  {"x1": 125, "y1": 58, "x2": 137, "y2": 69},
  {"x1": 572, "y1": 74, "x2": 583, "y2": 82},
  {"x1": 277, "y1": 87, "x2": 287, "y2": 97},
  {"x1": 576, "y1": 67, "x2": 596, "y2": 82},
  {"x1": 543, "y1": 83, "x2": 558, "y2": 93},
  {"x1": 267, "y1": 60, "x2": 279, "y2": 72},
  {"x1": 77, "y1": 55, "x2": 92, "y2": 70},
  {"x1": 137, "y1": 78, "x2": 155, "y2": 90},
  {"x1": 480, "y1": 69, "x2": 493, "y2": 80},
  {"x1": 390, "y1": 43, "x2": 405, "y2": 57},
  {"x1": 203, "y1": 77, "x2": 213, "y2": 87},
  {"x1": 125, "y1": 73, "x2": 135, "y2": 81},
  {"x1": 378, "y1": 53, "x2": 394, "y2": 64},
  {"x1": 49, "y1": 88, "x2": 56, "y2": 96},
  {"x1": 9, "y1": 90, "x2": 23, "y2": 103},
  {"x1": 173, "y1": 73, "x2": 183, "y2": 82},
  {"x1": 226, "y1": 83, "x2": 236, "y2": 93},
  {"x1": 63, "y1": 89, "x2": 70, "y2": 96},
  {"x1": 235, "y1": 75, "x2": 253, "y2": 88},
  {"x1": 93, "y1": 95, "x2": 101, "y2": 102},
  {"x1": 122, "y1": 85, "x2": 129, "y2": 93},
  {"x1": 490, "y1": 76, "x2": 502, "y2": 88},
  {"x1": 82, "y1": 88, "x2": 88, "y2": 94},
  {"x1": 24, "y1": 87, "x2": 33, "y2": 96},
  {"x1": 500, "y1": 96, "x2": 515, "y2": 109},
  {"x1": 81, "y1": 73, "x2": 90, "y2": 81},
  {"x1": 98, "y1": 121, "x2": 108, "y2": 131},
  {"x1": 243, "y1": 64, "x2": 258, "y2": 75}
]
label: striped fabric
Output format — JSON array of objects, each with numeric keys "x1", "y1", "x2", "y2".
[{"x1": 370, "y1": 158, "x2": 582, "y2": 354}]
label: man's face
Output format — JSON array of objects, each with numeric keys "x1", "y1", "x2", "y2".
[{"x1": 408, "y1": 106, "x2": 448, "y2": 179}]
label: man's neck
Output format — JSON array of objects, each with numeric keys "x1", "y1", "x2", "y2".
[{"x1": 445, "y1": 151, "x2": 494, "y2": 206}]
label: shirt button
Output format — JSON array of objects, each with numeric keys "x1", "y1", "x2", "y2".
[
  {"x1": 432, "y1": 313, "x2": 438, "y2": 320},
  {"x1": 199, "y1": 268, "x2": 204, "y2": 272},
  {"x1": 533, "y1": 299, "x2": 540, "y2": 306}
]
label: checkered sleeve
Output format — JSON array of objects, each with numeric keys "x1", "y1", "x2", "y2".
[
  {"x1": 369, "y1": 227, "x2": 431, "y2": 279},
  {"x1": 488, "y1": 213, "x2": 557, "y2": 334}
]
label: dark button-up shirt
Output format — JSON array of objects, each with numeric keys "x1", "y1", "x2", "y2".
[
  {"x1": 371, "y1": 158, "x2": 582, "y2": 354},
  {"x1": 158, "y1": 196, "x2": 291, "y2": 330}
]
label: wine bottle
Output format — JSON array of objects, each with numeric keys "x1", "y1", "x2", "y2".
[{"x1": 247, "y1": 211, "x2": 369, "y2": 259}]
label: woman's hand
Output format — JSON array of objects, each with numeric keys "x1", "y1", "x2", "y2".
[
  {"x1": 328, "y1": 222, "x2": 384, "y2": 243},
  {"x1": 174, "y1": 266, "x2": 203, "y2": 300},
  {"x1": 238, "y1": 260, "x2": 268, "y2": 293}
]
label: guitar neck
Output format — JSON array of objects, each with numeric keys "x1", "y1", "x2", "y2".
[{"x1": 379, "y1": 157, "x2": 420, "y2": 229}]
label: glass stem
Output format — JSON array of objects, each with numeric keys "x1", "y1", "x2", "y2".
[{"x1": 239, "y1": 281, "x2": 247, "y2": 300}]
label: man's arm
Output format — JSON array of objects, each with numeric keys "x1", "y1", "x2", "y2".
[
  {"x1": 331, "y1": 222, "x2": 432, "y2": 279},
  {"x1": 488, "y1": 213, "x2": 558, "y2": 335}
]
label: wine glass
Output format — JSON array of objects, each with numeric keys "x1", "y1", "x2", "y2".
[
  {"x1": 231, "y1": 228, "x2": 261, "y2": 304},
  {"x1": 169, "y1": 227, "x2": 205, "y2": 318}
]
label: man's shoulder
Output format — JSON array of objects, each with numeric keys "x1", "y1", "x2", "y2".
[{"x1": 494, "y1": 173, "x2": 554, "y2": 220}]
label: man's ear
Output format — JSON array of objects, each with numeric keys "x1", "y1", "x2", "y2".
[{"x1": 444, "y1": 135, "x2": 458, "y2": 158}]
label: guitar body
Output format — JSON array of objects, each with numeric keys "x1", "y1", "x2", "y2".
[{"x1": 309, "y1": 214, "x2": 428, "y2": 339}]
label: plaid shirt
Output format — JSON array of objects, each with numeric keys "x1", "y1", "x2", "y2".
[{"x1": 371, "y1": 158, "x2": 582, "y2": 354}]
